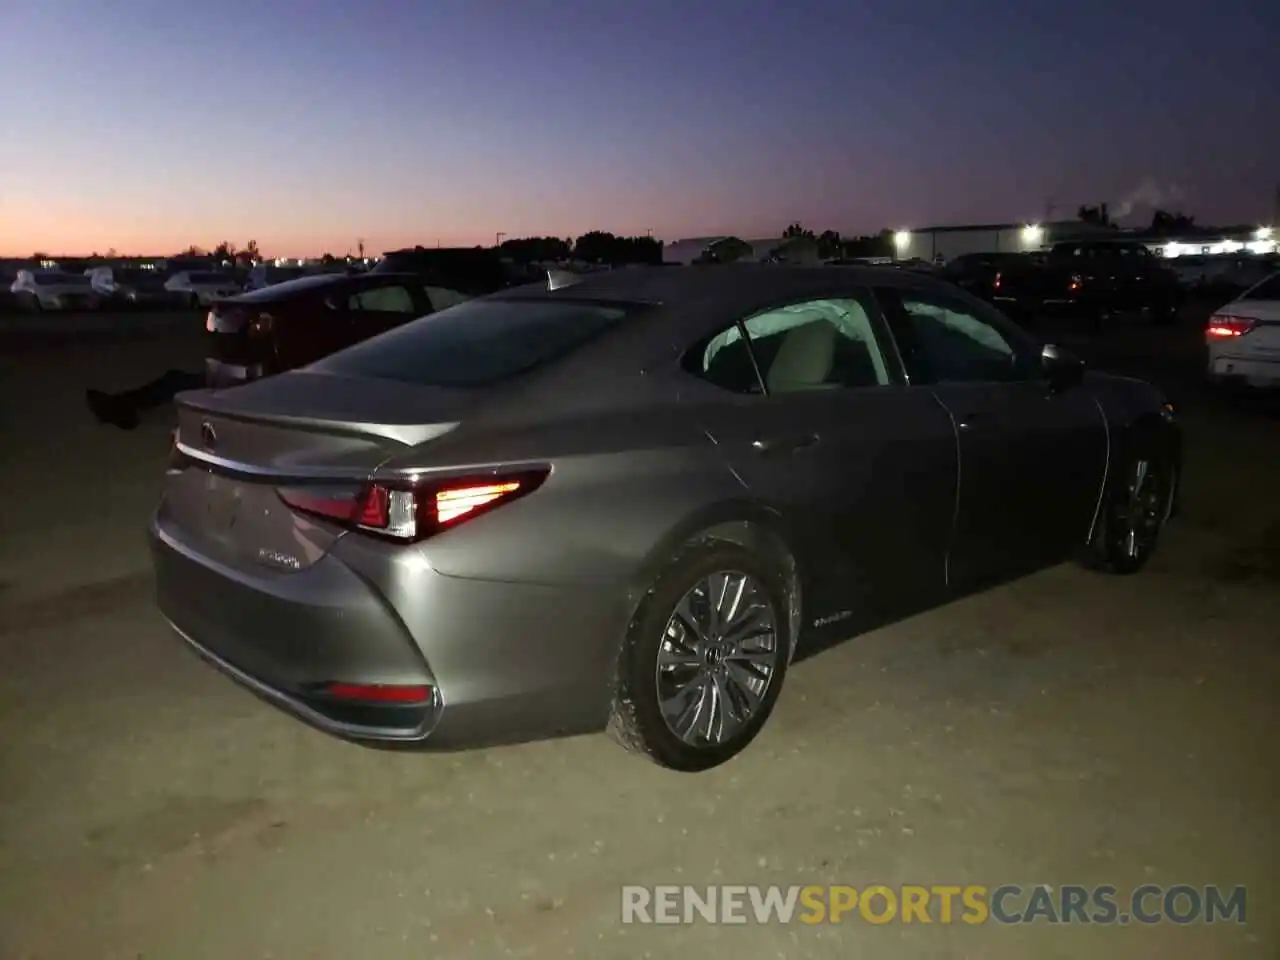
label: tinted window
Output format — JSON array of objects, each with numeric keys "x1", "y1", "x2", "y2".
[
  {"x1": 425, "y1": 287, "x2": 472, "y2": 311},
  {"x1": 1241, "y1": 272, "x2": 1280, "y2": 301},
  {"x1": 371, "y1": 249, "x2": 511, "y2": 294},
  {"x1": 350, "y1": 285, "x2": 417, "y2": 313},
  {"x1": 687, "y1": 296, "x2": 890, "y2": 394},
  {"x1": 33, "y1": 272, "x2": 87, "y2": 285},
  {"x1": 878, "y1": 290, "x2": 1020, "y2": 384},
  {"x1": 315, "y1": 298, "x2": 636, "y2": 387},
  {"x1": 188, "y1": 272, "x2": 231, "y2": 283},
  {"x1": 233, "y1": 274, "x2": 342, "y2": 302}
]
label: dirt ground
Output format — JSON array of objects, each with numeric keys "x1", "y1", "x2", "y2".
[{"x1": 0, "y1": 312, "x2": 1276, "y2": 958}]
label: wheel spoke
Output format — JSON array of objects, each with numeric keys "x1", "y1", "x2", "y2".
[
  {"x1": 657, "y1": 642, "x2": 702, "y2": 670},
  {"x1": 708, "y1": 670, "x2": 746, "y2": 743},
  {"x1": 673, "y1": 593, "x2": 711, "y2": 644},
  {"x1": 662, "y1": 672, "x2": 712, "y2": 739},
  {"x1": 724, "y1": 660, "x2": 766, "y2": 711}
]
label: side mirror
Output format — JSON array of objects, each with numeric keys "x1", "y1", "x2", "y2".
[{"x1": 1041, "y1": 342, "x2": 1084, "y2": 391}]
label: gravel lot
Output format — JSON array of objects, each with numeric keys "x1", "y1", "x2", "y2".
[{"x1": 0, "y1": 310, "x2": 1276, "y2": 958}]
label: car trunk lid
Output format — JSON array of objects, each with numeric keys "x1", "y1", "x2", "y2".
[{"x1": 165, "y1": 371, "x2": 479, "y2": 572}]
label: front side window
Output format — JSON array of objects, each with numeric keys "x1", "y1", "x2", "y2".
[
  {"x1": 350, "y1": 284, "x2": 417, "y2": 313},
  {"x1": 686, "y1": 296, "x2": 891, "y2": 394},
  {"x1": 877, "y1": 290, "x2": 1021, "y2": 384}
]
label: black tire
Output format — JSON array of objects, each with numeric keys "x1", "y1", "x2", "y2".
[
  {"x1": 608, "y1": 540, "x2": 792, "y2": 771},
  {"x1": 189, "y1": 293, "x2": 201, "y2": 308},
  {"x1": 1080, "y1": 444, "x2": 1177, "y2": 575}
]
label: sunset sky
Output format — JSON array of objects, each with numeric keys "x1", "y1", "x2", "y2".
[{"x1": 2, "y1": 0, "x2": 1277, "y2": 258}]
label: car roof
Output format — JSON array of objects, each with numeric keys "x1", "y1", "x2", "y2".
[
  {"x1": 492, "y1": 263, "x2": 942, "y2": 308},
  {"x1": 227, "y1": 270, "x2": 418, "y2": 303}
]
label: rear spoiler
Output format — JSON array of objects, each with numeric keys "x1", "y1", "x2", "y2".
[{"x1": 546, "y1": 269, "x2": 584, "y2": 291}]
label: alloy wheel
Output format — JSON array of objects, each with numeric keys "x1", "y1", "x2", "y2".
[
  {"x1": 655, "y1": 570, "x2": 779, "y2": 747},
  {"x1": 1117, "y1": 458, "x2": 1169, "y2": 559}
]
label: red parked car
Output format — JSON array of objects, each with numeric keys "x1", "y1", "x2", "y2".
[{"x1": 203, "y1": 271, "x2": 482, "y2": 388}]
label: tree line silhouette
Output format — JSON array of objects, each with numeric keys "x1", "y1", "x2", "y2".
[{"x1": 22, "y1": 207, "x2": 1210, "y2": 268}]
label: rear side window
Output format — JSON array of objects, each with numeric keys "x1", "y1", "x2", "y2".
[
  {"x1": 1241, "y1": 272, "x2": 1280, "y2": 301},
  {"x1": 425, "y1": 287, "x2": 473, "y2": 311},
  {"x1": 350, "y1": 285, "x2": 417, "y2": 313},
  {"x1": 314, "y1": 298, "x2": 636, "y2": 387}
]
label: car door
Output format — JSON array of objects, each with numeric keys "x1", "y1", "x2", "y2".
[
  {"x1": 683, "y1": 292, "x2": 958, "y2": 625},
  {"x1": 874, "y1": 286, "x2": 1107, "y2": 590},
  {"x1": 346, "y1": 280, "x2": 432, "y2": 343}
]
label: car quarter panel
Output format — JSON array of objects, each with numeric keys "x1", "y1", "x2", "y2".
[{"x1": 389, "y1": 409, "x2": 745, "y2": 587}]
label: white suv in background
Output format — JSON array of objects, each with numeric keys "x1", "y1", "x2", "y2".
[
  {"x1": 164, "y1": 270, "x2": 243, "y2": 306},
  {"x1": 1206, "y1": 271, "x2": 1280, "y2": 389}
]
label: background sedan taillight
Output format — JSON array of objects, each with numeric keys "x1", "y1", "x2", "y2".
[{"x1": 1206, "y1": 315, "x2": 1258, "y2": 340}]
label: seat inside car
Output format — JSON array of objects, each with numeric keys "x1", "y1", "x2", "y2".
[{"x1": 766, "y1": 319, "x2": 837, "y2": 391}]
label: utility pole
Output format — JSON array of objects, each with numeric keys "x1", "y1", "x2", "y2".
[
  {"x1": 496, "y1": 232, "x2": 506, "y2": 247},
  {"x1": 646, "y1": 227, "x2": 653, "y2": 238},
  {"x1": 1044, "y1": 198, "x2": 1056, "y2": 223},
  {"x1": 356, "y1": 238, "x2": 365, "y2": 259}
]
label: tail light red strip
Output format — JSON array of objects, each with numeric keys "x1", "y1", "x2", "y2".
[
  {"x1": 1206, "y1": 315, "x2": 1257, "y2": 339},
  {"x1": 324, "y1": 682, "x2": 432, "y2": 704},
  {"x1": 277, "y1": 467, "x2": 549, "y2": 543}
]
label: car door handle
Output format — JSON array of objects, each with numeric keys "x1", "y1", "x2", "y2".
[{"x1": 752, "y1": 433, "x2": 820, "y2": 455}]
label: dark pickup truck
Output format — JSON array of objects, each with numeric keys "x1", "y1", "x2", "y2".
[
  {"x1": 990, "y1": 240, "x2": 1180, "y2": 327},
  {"x1": 372, "y1": 246, "x2": 540, "y2": 293},
  {"x1": 939, "y1": 252, "x2": 1044, "y2": 301}
]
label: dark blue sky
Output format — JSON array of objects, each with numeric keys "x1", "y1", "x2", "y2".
[{"x1": 3, "y1": 0, "x2": 1277, "y2": 255}]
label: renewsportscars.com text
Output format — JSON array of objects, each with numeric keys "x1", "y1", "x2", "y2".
[{"x1": 621, "y1": 884, "x2": 1247, "y2": 926}]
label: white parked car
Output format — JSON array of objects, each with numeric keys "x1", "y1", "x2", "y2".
[
  {"x1": 1206, "y1": 271, "x2": 1280, "y2": 389},
  {"x1": 86, "y1": 266, "x2": 173, "y2": 306},
  {"x1": 9, "y1": 270, "x2": 102, "y2": 311},
  {"x1": 164, "y1": 270, "x2": 242, "y2": 306}
]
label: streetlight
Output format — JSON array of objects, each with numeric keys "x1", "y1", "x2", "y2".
[
  {"x1": 1256, "y1": 226, "x2": 1273, "y2": 241},
  {"x1": 1021, "y1": 224, "x2": 1043, "y2": 246},
  {"x1": 893, "y1": 230, "x2": 911, "y2": 253}
]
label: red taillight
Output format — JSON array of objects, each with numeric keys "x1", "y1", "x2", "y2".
[
  {"x1": 1068, "y1": 274, "x2": 1082, "y2": 292},
  {"x1": 992, "y1": 272, "x2": 1001, "y2": 289},
  {"x1": 277, "y1": 468, "x2": 549, "y2": 543},
  {"x1": 1206, "y1": 315, "x2": 1258, "y2": 339},
  {"x1": 323, "y1": 682, "x2": 432, "y2": 704}
]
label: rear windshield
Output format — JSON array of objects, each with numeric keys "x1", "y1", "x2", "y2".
[
  {"x1": 1241, "y1": 272, "x2": 1280, "y2": 301},
  {"x1": 235, "y1": 274, "x2": 343, "y2": 301},
  {"x1": 314, "y1": 298, "x2": 636, "y2": 388},
  {"x1": 35, "y1": 272, "x2": 87, "y2": 285}
]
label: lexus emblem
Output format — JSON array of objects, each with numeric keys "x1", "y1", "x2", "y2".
[{"x1": 200, "y1": 421, "x2": 217, "y2": 450}]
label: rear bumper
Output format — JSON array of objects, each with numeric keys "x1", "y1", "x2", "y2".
[
  {"x1": 1207, "y1": 353, "x2": 1280, "y2": 389},
  {"x1": 149, "y1": 509, "x2": 625, "y2": 750}
]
